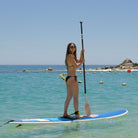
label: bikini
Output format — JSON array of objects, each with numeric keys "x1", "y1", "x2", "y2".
[{"x1": 66, "y1": 76, "x2": 77, "y2": 82}]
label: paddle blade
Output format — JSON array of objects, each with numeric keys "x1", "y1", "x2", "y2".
[{"x1": 85, "y1": 95, "x2": 91, "y2": 116}]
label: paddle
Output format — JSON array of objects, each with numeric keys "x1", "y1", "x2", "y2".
[{"x1": 80, "y1": 22, "x2": 91, "y2": 116}]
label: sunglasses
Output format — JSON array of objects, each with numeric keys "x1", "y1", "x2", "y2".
[{"x1": 70, "y1": 46, "x2": 76, "y2": 49}]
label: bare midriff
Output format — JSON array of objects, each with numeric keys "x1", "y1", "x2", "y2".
[{"x1": 67, "y1": 65, "x2": 77, "y2": 76}]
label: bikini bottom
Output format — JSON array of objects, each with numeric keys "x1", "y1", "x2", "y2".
[{"x1": 66, "y1": 76, "x2": 77, "y2": 82}]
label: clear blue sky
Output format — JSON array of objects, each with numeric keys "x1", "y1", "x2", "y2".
[{"x1": 0, "y1": 0, "x2": 138, "y2": 65}]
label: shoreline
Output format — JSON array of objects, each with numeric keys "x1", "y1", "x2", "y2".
[
  {"x1": 78, "y1": 68, "x2": 138, "y2": 72},
  {"x1": 84, "y1": 69, "x2": 138, "y2": 72}
]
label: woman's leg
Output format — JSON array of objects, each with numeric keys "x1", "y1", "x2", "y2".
[
  {"x1": 63, "y1": 82, "x2": 73, "y2": 116},
  {"x1": 71, "y1": 80, "x2": 79, "y2": 118}
]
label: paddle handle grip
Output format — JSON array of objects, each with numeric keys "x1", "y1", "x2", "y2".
[{"x1": 80, "y1": 22, "x2": 86, "y2": 94}]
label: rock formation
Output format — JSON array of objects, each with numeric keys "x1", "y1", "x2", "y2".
[
  {"x1": 94, "y1": 59, "x2": 138, "y2": 70},
  {"x1": 114, "y1": 59, "x2": 138, "y2": 69}
]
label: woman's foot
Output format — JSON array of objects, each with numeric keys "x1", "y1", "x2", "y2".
[
  {"x1": 74, "y1": 111, "x2": 81, "y2": 119},
  {"x1": 75, "y1": 114, "x2": 80, "y2": 119},
  {"x1": 62, "y1": 114, "x2": 72, "y2": 119}
]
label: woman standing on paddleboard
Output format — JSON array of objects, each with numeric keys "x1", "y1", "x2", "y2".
[{"x1": 63, "y1": 43, "x2": 85, "y2": 119}]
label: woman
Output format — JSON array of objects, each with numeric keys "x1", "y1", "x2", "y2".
[{"x1": 63, "y1": 42, "x2": 85, "y2": 119}]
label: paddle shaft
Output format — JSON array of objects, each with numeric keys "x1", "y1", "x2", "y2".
[{"x1": 80, "y1": 22, "x2": 86, "y2": 94}]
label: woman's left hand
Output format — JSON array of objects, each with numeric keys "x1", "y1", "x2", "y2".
[{"x1": 81, "y1": 49, "x2": 85, "y2": 56}]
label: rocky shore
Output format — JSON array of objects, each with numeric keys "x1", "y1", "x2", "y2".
[{"x1": 87, "y1": 59, "x2": 138, "y2": 71}]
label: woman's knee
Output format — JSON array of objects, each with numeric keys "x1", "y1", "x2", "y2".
[
  {"x1": 66, "y1": 95, "x2": 72, "y2": 101},
  {"x1": 73, "y1": 96, "x2": 78, "y2": 102}
]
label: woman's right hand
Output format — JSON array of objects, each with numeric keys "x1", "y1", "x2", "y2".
[{"x1": 81, "y1": 58, "x2": 85, "y2": 64}]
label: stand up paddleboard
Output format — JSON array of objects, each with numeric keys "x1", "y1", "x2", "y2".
[{"x1": 8, "y1": 109, "x2": 128, "y2": 125}]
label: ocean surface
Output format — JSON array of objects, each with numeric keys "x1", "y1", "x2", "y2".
[{"x1": 0, "y1": 65, "x2": 138, "y2": 138}]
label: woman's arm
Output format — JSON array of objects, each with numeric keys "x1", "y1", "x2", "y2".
[
  {"x1": 68, "y1": 54, "x2": 84, "y2": 69},
  {"x1": 77, "y1": 49, "x2": 85, "y2": 63}
]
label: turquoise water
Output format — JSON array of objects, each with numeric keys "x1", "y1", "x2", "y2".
[{"x1": 0, "y1": 65, "x2": 138, "y2": 138}]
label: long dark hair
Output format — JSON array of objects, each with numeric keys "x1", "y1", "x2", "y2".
[{"x1": 65, "y1": 43, "x2": 77, "y2": 67}]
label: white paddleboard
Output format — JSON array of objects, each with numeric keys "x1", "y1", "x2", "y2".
[{"x1": 9, "y1": 109, "x2": 128, "y2": 124}]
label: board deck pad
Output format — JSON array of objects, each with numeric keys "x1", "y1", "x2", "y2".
[{"x1": 9, "y1": 109, "x2": 128, "y2": 124}]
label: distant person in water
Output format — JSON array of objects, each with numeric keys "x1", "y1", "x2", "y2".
[{"x1": 63, "y1": 43, "x2": 85, "y2": 119}]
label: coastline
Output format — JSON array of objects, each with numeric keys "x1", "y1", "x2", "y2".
[
  {"x1": 79, "y1": 59, "x2": 138, "y2": 72},
  {"x1": 81, "y1": 68, "x2": 138, "y2": 72},
  {"x1": 0, "y1": 59, "x2": 138, "y2": 72}
]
